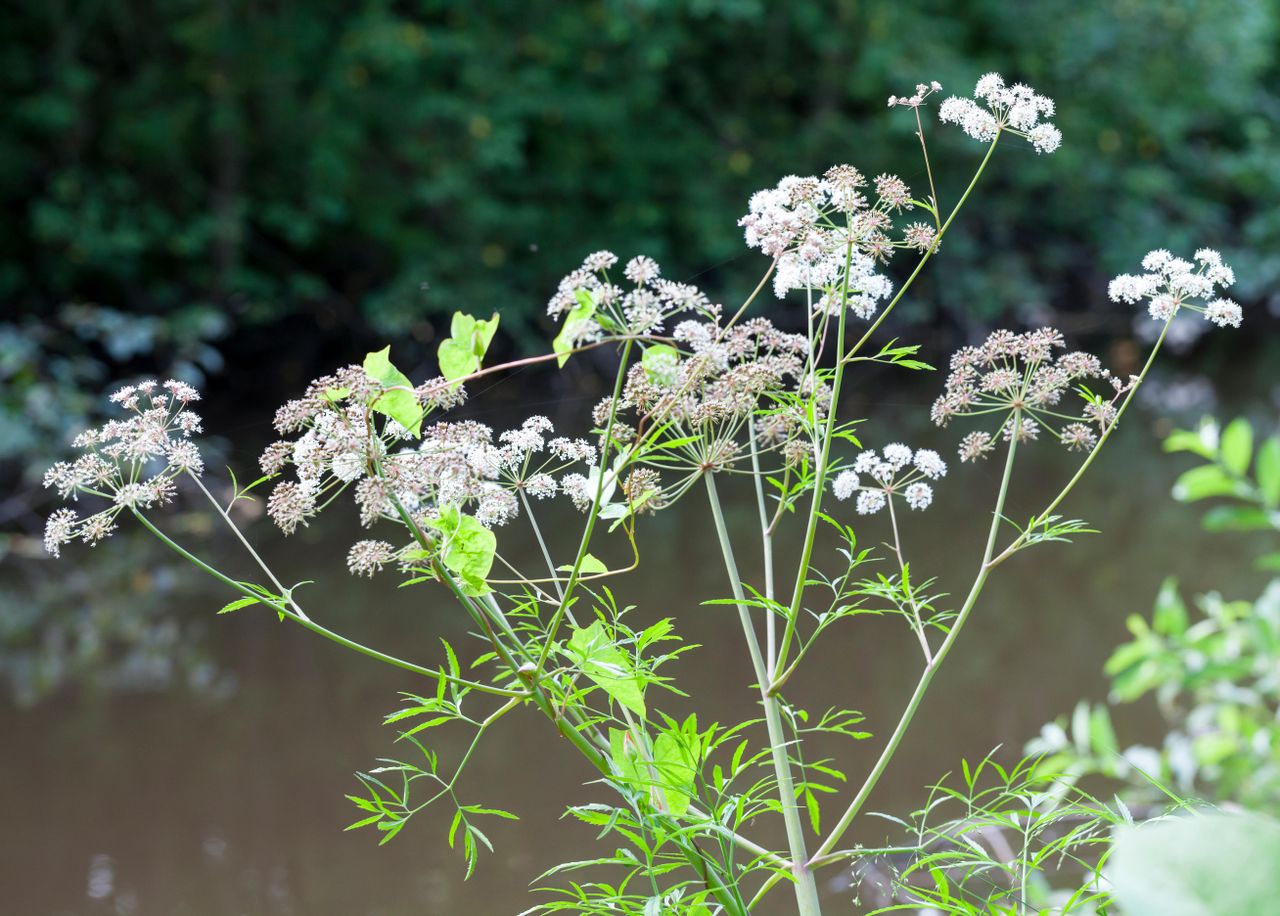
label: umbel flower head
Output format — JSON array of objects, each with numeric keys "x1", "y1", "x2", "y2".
[
  {"x1": 739, "y1": 165, "x2": 934, "y2": 307},
  {"x1": 832, "y1": 444, "x2": 948, "y2": 515},
  {"x1": 939, "y1": 73, "x2": 1061, "y2": 154},
  {"x1": 42, "y1": 379, "x2": 204, "y2": 557},
  {"x1": 931, "y1": 329, "x2": 1131, "y2": 462},
  {"x1": 1108, "y1": 248, "x2": 1240, "y2": 328}
]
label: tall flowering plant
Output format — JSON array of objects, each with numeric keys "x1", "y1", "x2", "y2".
[{"x1": 42, "y1": 74, "x2": 1242, "y2": 915}]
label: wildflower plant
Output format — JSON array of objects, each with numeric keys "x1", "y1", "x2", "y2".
[{"x1": 42, "y1": 72, "x2": 1246, "y2": 914}]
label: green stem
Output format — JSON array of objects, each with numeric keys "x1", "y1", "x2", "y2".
[
  {"x1": 535, "y1": 338, "x2": 634, "y2": 672},
  {"x1": 810, "y1": 410, "x2": 1023, "y2": 864},
  {"x1": 747, "y1": 415, "x2": 778, "y2": 674},
  {"x1": 130, "y1": 508, "x2": 526, "y2": 698},
  {"x1": 705, "y1": 473, "x2": 823, "y2": 916},
  {"x1": 773, "y1": 133, "x2": 1002, "y2": 679},
  {"x1": 992, "y1": 314, "x2": 1173, "y2": 566},
  {"x1": 189, "y1": 472, "x2": 311, "y2": 622}
]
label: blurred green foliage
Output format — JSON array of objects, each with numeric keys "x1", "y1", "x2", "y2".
[{"x1": 5, "y1": 0, "x2": 1280, "y2": 346}]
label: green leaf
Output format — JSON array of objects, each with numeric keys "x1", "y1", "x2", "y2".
[
  {"x1": 218, "y1": 596, "x2": 263, "y2": 614},
  {"x1": 1151, "y1": 578, "x2": 1188, "y2": 635},
  {"x1": 436, "y1": 506, "x2": 496, "y2": 596},
  {"x1": 1162, "y1": 424, "x2": 1217, "y2": 459},
  {"x1": 1110, "y1": 813, "x2": 1280, "y2": 916},
  {"x1": 569, "y1": 621, "x2": 645, "y2": 717},
  {"x1": 1201, "y1": 505, "x2": 1274, "y2": 532},
  {"x1": 1219, "y1": 418, "x2": 1253, "y2": 476},
  {"x1": 438, "y1": 311, "x2": 500, "y2": 381},
  {"x1": 1257, "y1": 436, "x2": 1280, "y2": 508},
  {"x1": 651, "y1": 727, "x2": 699, "y2": 816},
  {"x1": 1171, "y1": 465, "x2": 1238, "y2": 502},
  {"x1": 363, "y1": 346, "x2": 423, "y2": 437},
  {"x1": 557, "y1": 553, "x2": 609, "y2": 575},
  {"x1": 553, "y1": 289, "x2": 598, "y2": 368}
]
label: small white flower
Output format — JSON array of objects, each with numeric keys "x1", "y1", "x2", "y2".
[
  {"x1": 833, "y1": 470, "x2": 860, "y2": 501},
  {"x1": 1205, "y1": 298, "x2": 1242, "y2": 328},
  {"x1": 882, "y1": 443, "x2": 912, "y2": 470},
  {"x1": 855, "y1": 489, "x2": 886, "y2": 515},
  {"x1": 913, "y1": 448, "x2": 947, "y2": 479},
  {"x1": 904, "y1": 482, "x2": 933, "y2": 511},
  {"x1": 853, "y1": 450, "x2": 880, "y2": 474}
]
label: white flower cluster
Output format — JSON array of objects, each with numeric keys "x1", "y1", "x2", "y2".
[
  {"x1": 939, "y1": 73, "x2": 1061, "y2": 154},
  {"x1": 832, "y1": 444, "x2": 947, "y2": 515},
  {"x1": 739, "y1": 166, "x2": 905, "y2": 310},
  {"x1": 42, "y1": 379, "x2": 204, "y2": 557},
  {"x1": 1108, "y1": 248, "x2": 1240, "y2": 328},
  {"x1": 888, "y1": 81, "x2": 942, "y2": 109},
  {"x1": 546, "y1": 250, "x2": 712, "y2": 339}
]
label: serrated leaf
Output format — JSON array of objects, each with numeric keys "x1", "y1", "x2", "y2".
[
  {"x1": 570, "y1": 622, "x2": 645, "y2": 717},
  {"x1": 218, "y1": 596, "x2": 263, "y2": 614},
  {"x1": 436, "y1": 506, "x2": 496, "y2": 596}
]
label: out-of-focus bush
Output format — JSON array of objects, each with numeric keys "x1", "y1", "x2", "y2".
[{"x1": 5, "y1": 0, "x2": 1280, "y2": 343}]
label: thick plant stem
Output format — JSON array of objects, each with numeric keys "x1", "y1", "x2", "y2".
[
  {"x1": 810, "y1": 412, "x2": 1023, "y2": 864},
  {"x1": 705, "y1": 473, "x2": 823, "y2": 916}
]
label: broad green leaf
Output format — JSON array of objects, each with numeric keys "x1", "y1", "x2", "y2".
[
  {"x1": 651, "y1": 728, "x2": 699, "y2": 816},
  {"x1": 553, "y1": 289, "x2": 598, "y2": 367},
  {"x1": 1162, "y1": 426, "x2": 1216, "y2": 459},
  {"x1": 1109, "y1": 813, "x2": 1280, "y2": 916},
  {"x1": 569, "y1": 621, "x2": 645, "y2": 717},
  {"x1": 1219, "y1": 417, "x2": 1253, "y2": 476},
  {"x1": 438, "y1": 311, "x2": 500, "y2": 381},
  {"x1": 1151, "y1": 578, "x2": 1188, "y2": 635},
  {"x1": 1201, "y1": 505, "x2": 1273, "y2": 532},
  {"x1": 363, "y1": 346, "x2": 423, "y2": 437},
  {"x1": 436, "y1": 506, "x2": 496, "y2": 596},
  {"x1": 557, "y1": 553, "x2": 608, "y2": 575},
  {"x1": 607, "y1": 727, "x2": 699, "y2": 816},
  {"x1": 1088, "y1": 705, "x2": 1119, "y2": 758},
  {"x1": 1257, "y1": 436, "x2": 1280, "y2": 508},
  {"x1": 1171, "y1": 464, "x2": 1238, "y2": 502},
  {"x1": 1256, "y1": 551, "x2": 1280, "y2": 572}
]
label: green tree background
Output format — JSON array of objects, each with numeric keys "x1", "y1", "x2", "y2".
[{"x1": 3, "y1": 0, "x2": 1278, "y2": 484}]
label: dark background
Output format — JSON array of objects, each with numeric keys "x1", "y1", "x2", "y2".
[{"x1": 2, "y1": 2, "x2": 1279, "y2": 914}]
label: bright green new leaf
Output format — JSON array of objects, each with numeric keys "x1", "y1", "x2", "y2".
[
  {"x1": 1257, "y1": 435, "x2": 1280, "y2": 508},
  {"x1": 1172, "y1": 464, "x2": 1238, "y2": 502},
  {"x1": 607, "y1": 726, "x2": 699, "y2": 816},
  {"x1": 363, "y1": 346, "x2": 423, "y2": 437},
  {"x1": 569, "y1": 621, "x2": 645, "y2": 717},
  {"x1": 557, "y1": 553, "x2": 608, "y2": 575},
  {"x1": 436, "y1": 506, "x2": 496, "y2": 596},
  {"x1": 553, "y1": 288, "x2": 597, "y2": 367},
  {"x1": 1219, "y1": 417, "x2": 1253, "y2": 476},
  {"x1": 1151, "y1": 577, "x2": 1188, "y2": 635},
  {"x1": 218, "y1": 596, "x2": 264, "y2": 614},
  {"x1": 438, "y1": 311, "x2": 500, "y2": 381}
]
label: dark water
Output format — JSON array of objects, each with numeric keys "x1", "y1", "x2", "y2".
[{"x1": 2, "y1": 388, "x2": 1266, "y2": 916}]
